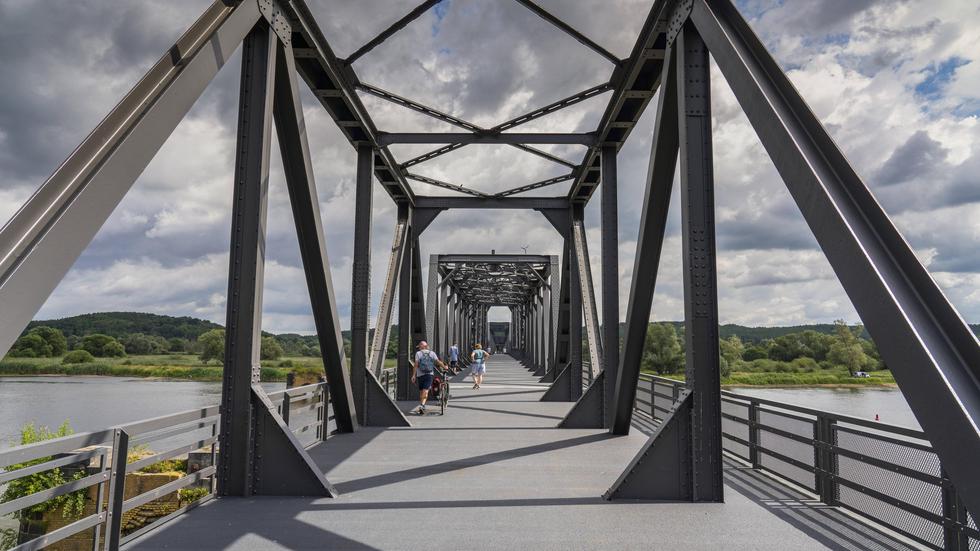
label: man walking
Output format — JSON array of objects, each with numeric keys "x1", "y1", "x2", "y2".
[
  {"x1": 411, "y1": 341, "x2": 447, "y2": 415},
  {"x1": 448, "y1": 343, "x2": 460, "y2": 374}
]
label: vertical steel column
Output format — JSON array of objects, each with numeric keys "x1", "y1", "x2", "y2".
[
  {"x1": 349, "y1": 145, "x2": 373, "y2": 425},
  {"x1": 425, "y1": 255, "x2": 439, "y2": 348},
  {"x1": 438, "y1": 271, "x2": 448, "y2": 355},
  {"x1": 601, "y1": 146, "x2": 620, "y2": 428},
  {"x1": 568, "y1": 231, "x2": 584, "y2": 399},
  {"x1": 548, "y1": 255, "x2": 560, "y2": 377},
  {"x1": 218, "y1": 23, "x2": 276, "y2": 497},
  {"x1": 411, "y1": 245, "x2": 427, "y2": 351},
  {"x1": 396, "y1": 206, "x2": 414, "y2": 401},
  {"x1": 678, "y1": 22, "x2": 723, "y2": 502}
]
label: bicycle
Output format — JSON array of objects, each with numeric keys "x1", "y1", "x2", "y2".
[{"x1": 432, "y1": 368, "x2": 451, "y2": 415}]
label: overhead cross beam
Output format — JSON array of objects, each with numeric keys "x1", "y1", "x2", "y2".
[
  {"x1": 378, "y1": 132, "x2": 597, "y2": 146},
  {"x1": 399, "y1": 83, "x2": 612, "y2": 169},
  {"x1": 405, "y1": 173, "x2": 490, "y2": 197},
  {"x1": 513, "y1": 0, "x2": 622, "y2": 66},
  {"x1": 344, "y1": 0, "x2": 445, "y2": 65}
]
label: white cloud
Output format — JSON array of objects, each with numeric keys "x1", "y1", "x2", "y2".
[{"x1": 1, "y1": 0, "x2": 977, "y2": 334}]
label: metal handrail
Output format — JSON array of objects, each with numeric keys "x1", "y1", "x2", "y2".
[
  {"x1": 634, "y1": 373, "x2": 978, "y2": 551},
  {"x1": 0, "y1": 383, "x2": 333, "y2": 550}
]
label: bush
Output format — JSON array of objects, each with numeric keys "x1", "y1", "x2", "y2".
[
  {"x1": 81, "y1": 334, "x2": 126, "y2": 357},
  {"x1": 260, "y1": 336, "x2": 283, "y2": 361},
  {"x1": 198, "y1": 329, "x2": 225, "y2": 364},
  {"x1": 8, "y1": 333, "x2": 52, "y2": 358},
  {"x1": 0, "y1": 421, "x2": 87, "y2": 526},
  {"x1": 62, "y1": 350, "x2": 96, "y2": 364},
  {"x1": 278, "y1": 359, "x2": 294, "y2": 368}
]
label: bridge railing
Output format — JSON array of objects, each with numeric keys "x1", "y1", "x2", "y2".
[
  {"x1": 0, "y1": 382, "x2": 330, "y2": 550},
  {"x1": 636, "y1": 374, "x2": 979, "y2": 551},
  {"x1": 266, "y1": 382, "x2": 333, "y2": 447},
  {"x1": 0, "y1": 406, "x2": 219, "y2": 550}
]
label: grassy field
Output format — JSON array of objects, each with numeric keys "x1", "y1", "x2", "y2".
[
  {"x1": 647, "y1": 369, "x2": 896, "y2": 387},
  {"x1": 0, "y1": 354, "x2": 400, "y2": 382},
  {"x1": 1, "y1": 353, "x2": 893, "y2": 387}
]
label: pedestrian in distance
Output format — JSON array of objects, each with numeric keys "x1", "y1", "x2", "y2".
[
  {"x1": 412, "y1": 341, "x2": 447, "y2": 415},
  {"x1": 448, "y1": 343, "x2": 460, "y2": 374},
  {"x1": 470, "y1": 343, "x2": 490, "y2": 389}
]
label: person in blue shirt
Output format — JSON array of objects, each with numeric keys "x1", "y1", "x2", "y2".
[
  {"x1": 448, "y1": 343, "x2": 460, "y2": 374},
  {"x1": 469, "y1": 343, "x2": 491, "y2": 389},
  {"x1": 412, "y1": 341, "x2": 447, "y2": 415}
]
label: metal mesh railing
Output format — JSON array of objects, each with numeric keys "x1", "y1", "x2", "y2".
[{"x1": 634, "y1": 374, "x2": 979, "y2": 551}]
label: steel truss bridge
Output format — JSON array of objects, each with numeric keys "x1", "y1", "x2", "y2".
[{"x1": 0, "y1": 0, "x2": 978, "y2": 549}]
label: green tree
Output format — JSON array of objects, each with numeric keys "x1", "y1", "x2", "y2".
[
  {"x1": 198, "y1": 329, "x2": 225, "y2": 364},
  {"x1": 66, "y1": 334, "x2": 82, "y2": 351},
  {"x1": 798, "y1": 330, "x2": 833, "y2": 362},
  {"x1": 719, "y1": 335, "x2": 745, "y2": 370},
  {"x1": 768, "y1": 333, "x2": 810, "y2": 361},
  {"x1": 81, "y1": 334, "x2": 126, "y2": 357},
  {"x1": 27, "y1": 326, "x2": 68, "y2": 356},
  {"x1": 827, "y1": 320, "x2": 868, "y2": 376},
  {"x1": 122, "y1": 333, "x2": 166, "y2": 355},
  {"x1": 642, "y1": 323, "x2": 683, "y2": 375},
  {"x1": 8, "y1": 333, "x2": 52, "y2": 358},
  {"x1": 167, "y1": 337, "x2": 187, "y2": 353},
  {"x1": 260, "y1": 336, "x2": 283, "y2": 361},
  {"x1": 742, "y1": 345, "x2": 768, "y2": 361}
]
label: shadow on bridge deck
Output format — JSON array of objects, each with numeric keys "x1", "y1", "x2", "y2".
[{"x1": 125, "y1": 355, "x2": 917, "y2": 550}]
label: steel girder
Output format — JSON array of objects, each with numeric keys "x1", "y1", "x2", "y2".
[
  {"x1": 0, "y1": 0, "x2": 261, "y2": 357},
  {"x1": 221, "y1": 19, "x2": 362, "y2": 496},
  {"x1": 567, "y1": 0, "x2": 672, "y2": 202},
  {"x1": 600, "y1": 146, "x2": 621, "y2": 428},
  {"x1": 284, "y1": 0, "x2": 415, "y2": 203},
  {"x1": 675, "y1": 21, "x2": 723, "y2": 502},
  {"x1": 610, "y1": 43, "x2": 678, "y2": 435},
  {"x1": 368, "y1": 216, "x2": 408, "y2": 377},
  {"x1": 688, "y1": 0, "x2": 980, "y2": 513},
  {"x1": 219, "y1": 22, "x2": 279, "y2": 497},
  {"x1": 349, "y1": 145, "x2": 410, "y2": 427}
]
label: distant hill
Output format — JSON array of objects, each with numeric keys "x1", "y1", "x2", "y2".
[
  {"x1": 27, "y1": 312, "x2": 979, "y2": 343},
  {"x1": 27, "y1": 312, "x2": 220, "y2": 340},
  {"x1": 632, "y1": 321, "x2": 980, "y2": 342}
]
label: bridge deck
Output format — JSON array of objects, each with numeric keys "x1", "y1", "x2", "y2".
[{"x1": 126, "y1": 355, "x2": 916, "y2": 550}]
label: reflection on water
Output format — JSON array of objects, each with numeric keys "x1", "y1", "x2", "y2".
[
  {"x1": 729, "y1": 386, "x2": 918, "y2": 430},
  {"x1": 0, "y1": 376, "x2": 284, "y2": 449}
]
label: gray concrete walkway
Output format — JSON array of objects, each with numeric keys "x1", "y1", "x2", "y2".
[{"x1": 126, "y1": 355, "x2": 917, "y2": 550}]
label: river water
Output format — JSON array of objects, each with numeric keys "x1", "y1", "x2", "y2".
[
  {"x1": 0, "y1": 376, "x2": 919, "y2": 450},
  {"x1": 0, "y1": 376, "x2": 284, "y2": 450},
  {"x1": 729, "y1": 386, "x2": 920, "y2": 430}
]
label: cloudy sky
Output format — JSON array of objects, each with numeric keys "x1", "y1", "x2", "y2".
[{"x1": 0, "y1": 0, "x2": 977, "y2": 333}]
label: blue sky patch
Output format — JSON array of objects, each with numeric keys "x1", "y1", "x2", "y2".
[
  {"x1": 432, "y1": 0, "x2": 451, "y2": 37},
  {"x1": 915, "y1": 56, "x2": 970, "y2": 99}
]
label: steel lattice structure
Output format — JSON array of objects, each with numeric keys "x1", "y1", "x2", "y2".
[{"x1": 0, "y1": 0, "x2": 976, "y2": 528}]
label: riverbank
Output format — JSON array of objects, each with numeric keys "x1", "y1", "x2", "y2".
[
  {"x1": 0, "y1": 354, "x2": 400, "y2": 382},
  {"x1": 3, "y1": 355, "x2": 895, "y2": 387},
  {"x1": 650, "y1": 369, "x2": 896, "y2": 387}
]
